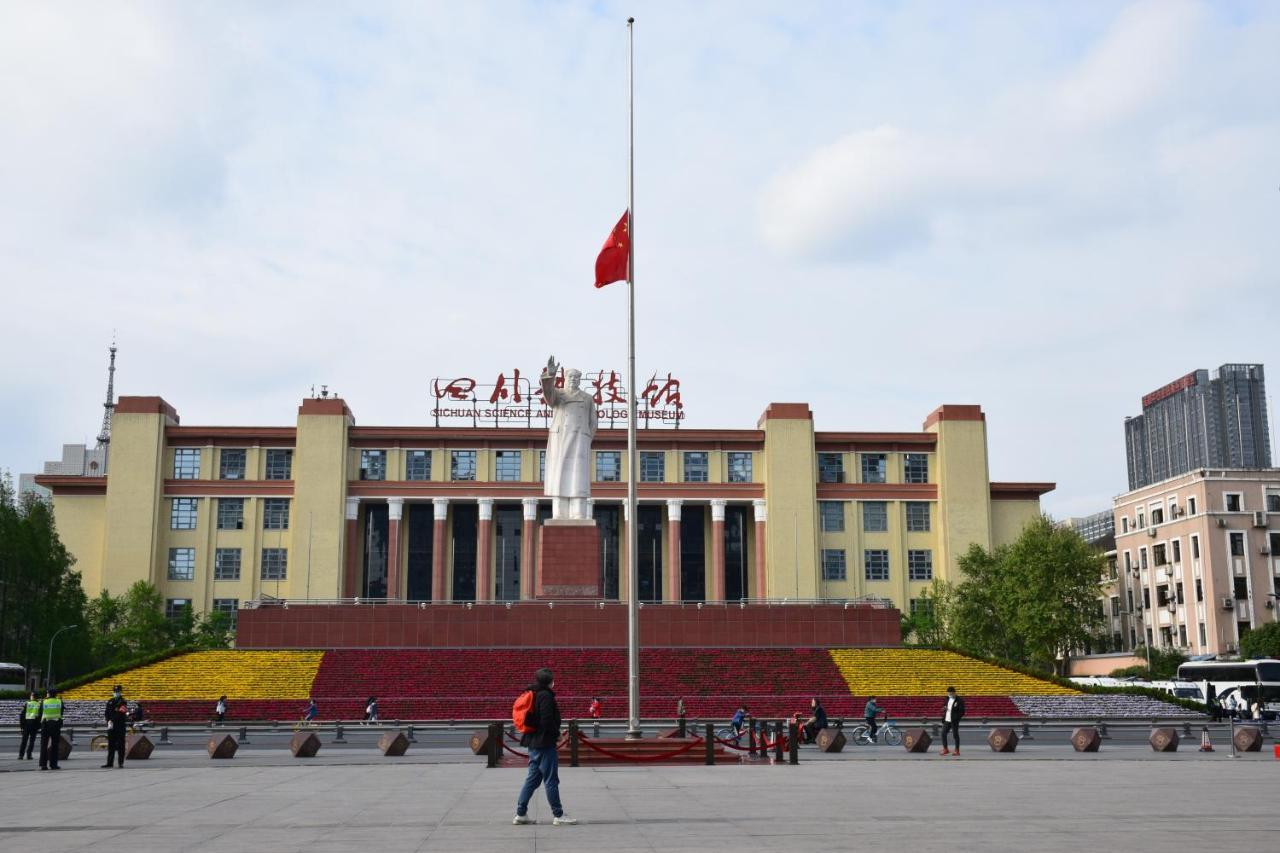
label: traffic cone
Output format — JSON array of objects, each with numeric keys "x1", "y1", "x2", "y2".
[{"x1": 1199, "y1": 726, "x2": 1214, "y2": 752}]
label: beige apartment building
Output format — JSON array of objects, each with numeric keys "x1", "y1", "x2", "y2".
[{"x1": 1110, "y1": 469, "x2": 1280, "y2": 656}]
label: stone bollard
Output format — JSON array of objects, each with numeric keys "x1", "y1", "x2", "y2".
[
  {"x1": 1071, "y1": 727, "x2": 1101, "y2": 752},
  {"x1": 704, "y1": 723, "x2": 715, "y2": 765},
  {"x1": 1149, "y1": 727, "x2": 1179, "y2": 752}
]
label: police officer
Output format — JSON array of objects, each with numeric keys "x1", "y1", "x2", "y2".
[
  {"x1": 102, "y1": 684, "x2": 129, "y2": 768},
  {"x1": 18, "y1": 690, "x2": 42, "y2": 759},
  {"x1": 38, "y1": 688, "x2": 64, "y2": 770}
]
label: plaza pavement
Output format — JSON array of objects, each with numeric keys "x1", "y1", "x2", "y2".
[{"x1": 1, "y1": 744, "x2": 1276, "y2": 852}]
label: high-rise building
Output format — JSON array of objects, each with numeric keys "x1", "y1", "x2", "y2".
[{"x1": 1124, "y1": 364, "x2": 1271, "y2": 490}]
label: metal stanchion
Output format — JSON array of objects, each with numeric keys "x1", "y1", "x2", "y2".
[
  {"x1": 486, "y1": 721, "x2": 501, "y2": 768},
  {"x1": 774, "y1": 721, "x2": 784, "y2": 763},
  {"x1": 677, "y1": 714, "x2": 686, "y2": 738},
  {"x1": 747, "y1": 715, "x2": 757, "y2": 757},
  {"x1": 788, "y1": 721, "x2": 799, "y2": 765},
  {"x1": 237, "y1": 726, "x2": 249, "y2": 744},
  {"x1": 1230, "y1": 717, "x2": 1237, "y2": 759},
  {"x1": 406, "y1": 725, "x2": 417, "y2": 743},
  {"x1": 159, "y1": 726, "x2": 170, "y2": 745},
  {"x1": 333, "y1": 722, "x2": 346, "y2": 743},
  {"x1": 569, "y1": 721, "x2": 580, "y2": 767},
  {"x1": 704, "y1": 723, "x2": 715, "y2": 765}
]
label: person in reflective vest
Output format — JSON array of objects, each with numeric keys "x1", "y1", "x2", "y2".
[
  {"x1": 39, "y1": 688, "x2": 64, "y2": 770},
  {"x1": 18, "y1": 691, "x2": 42, "y2": 760}
]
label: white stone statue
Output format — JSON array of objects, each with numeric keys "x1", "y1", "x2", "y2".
[{"x1": 541, "y1": 355, "x2": 597, "y2": 520}]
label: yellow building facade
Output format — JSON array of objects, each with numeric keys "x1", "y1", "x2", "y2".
[{"x1": 36, "y1": 397, "x2": 1051, "y2": 622}]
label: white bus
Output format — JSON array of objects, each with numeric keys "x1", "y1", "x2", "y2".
[
  {"x1": 1176, "y1": 660, "x2": 1280, "y2": 713},
  {"x1": 0, "y1": 662, "x2": 27, "y2": 691}
]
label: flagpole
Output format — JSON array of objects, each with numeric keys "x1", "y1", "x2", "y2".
[{"x1": 624, "y1": 15, "x2": 642, "y2": 740}]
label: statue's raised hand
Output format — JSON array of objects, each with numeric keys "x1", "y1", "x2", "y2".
[{"x1": 544, "y1": 355, "x2": 557, "y2": 378}]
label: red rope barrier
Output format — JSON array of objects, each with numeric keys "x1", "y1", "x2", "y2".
[
  {"x1": 576, "y1": 734, "x2": 703, "y2": 762},
  {"x1": 713, "y1": 735, "x2": 783, "y2": 751},
  {"x1": 501, "y1": 741, "x2": 529, "y2": 758}
]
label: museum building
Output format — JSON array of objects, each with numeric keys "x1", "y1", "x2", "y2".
[{"x1": 34, "y1": 395, "x2": 1053, "y2": 623}]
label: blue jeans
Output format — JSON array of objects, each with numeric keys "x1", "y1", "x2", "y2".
[{"x1": 516, "y1": 747, "x2": 563, "y2": 817}]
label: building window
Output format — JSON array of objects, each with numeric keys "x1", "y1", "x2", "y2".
[
  {"x1": 1176, "y1": 582, "x2": 1184, "y2": 604},
  {"x1": 1191, "y1": 535, "x2": 1200, "y2": 559},
  {"x1": 1198, "y1": 623, "x2": 1206, "y2": 646},
  {"x1": 1142, "y1": 587, "x2": 1150, "y2": 609},
  {"x1": 862, "y1": 502, "x2": 888, "y2": 532},
  {"x1": 1121, "y1": 516, "x2": 1129, "y2": 533},
  {"x1": 494, "y1": 450, "x2": 522, "y2": 481},
  {"x1": 261, "y1": 548, "x2": 288, "y2": 580},
  {"x1": 170, "y1": 498, "x2": 198, "y2": 530},
  {"x1": 164, "y1": 599, "x2": 191, "y2": 621},
  {"x1": 727, "y1": 452, "x2": 753, "y2": 483},
  {"x1": 1139, "y1": 548, "x2": 1148, "y2": 570},
  {"x1": 1233, "y1": 577, "x2": 1248, "y2": 600},
  {"x1": 360, "y1": 450, "x2": 387, "y2": 481},
  {"x1": 1124, "y1": 551, "x2": 1132, "y2": 571},
  {"x1": 1111, "y1": 596, "x2": 1120, "y2": 617},
  {"x1": 538, "y1": 450, "x2": 546, "y2": 482},
  {"x1": 821, "y1": 549, "x2": 847, "y2": 581},
  {"x1": 639, "y1": 451, "x2": 665, "y2": 482},
  {"x1": 817, "y1": 453, "x2": 844, "y2": 484},
  {"x1": 217, "y1": 498, "x2": 244, "y2": 531},
  {"x1": 596, "y1": 451, "x2": 621, "y2": 482},
  {"x1": 819, "y1": 501, "x2": 844, "y2": 532},
  {"x1": 1127, "y1": 589, "x2": 1134, "y2": 611},
  {"x1": 406, "y1": 450, "x2": 432, "y2": 481},
  {"x1": 1171, "y1": 539, "x2": 1181, "y2": 563},
  {"x1": 909, "y1": 598, "x2": 934, "y2": 616},
  {"x1": 861, "y1": 454, "x2": 887, "y2": 484},
  {"x1": 173, "y1": 448, "x2": 201, "y2": 480},
  {"x1": 683, "y1": 452, "x2": 708, "y2": 483},
  {"x1": 905, "y1": 502, "x2": 931, "y2": 532},
  {"x1": 1178, "y1": 624, "x2": 1187, "y2": 647},
  {"x1": 1195, "y1": 578, "x2": 1203, "y2": 602},
  {"x1": 214, "y1": 548, "x2": 241, "y2": 580},
  {"x1": 262, "y1": 498, "x2": 290, "y2": 530},
  {"x1": 167, "y1": 548, "x2": 195, "y2": 581},
  {"x1": 907, "y1": 549, "x2": 933, "y2": 581},
  {"x1": 1229, "y1": 532, "x2": 1245, "y2": 557},
  {"x1": 212, "y1": 598, "x2": 238, "y2": 629},
  {"x1": 1188, "y1": 496, "x2": 1197, "y2": 515},
  {"x1": 265, "y1": 449, "x2": 293, "y2": 480},
  {"x1": 1267, "y1": 493, "x2": 1280, "y2": 513},
  {"x1": 864, "y1": 549, "x2": 890, "y2": 581},
  {"x1": 219, "y1": 449, "x2": 246, "y2": 480},
  {"x1": 1153, "y1": 544, "x2": 1167, "y2": 566},
  {"x1": 1151, "y1": 507, "x2": 1164, "y2": 525},
  {"x1": 451, "y1": 450, "x2": 477, "y2": 481},
  {"x1": 1156, "y1": 585, "x2": 1169, "y2": 607},
  {"x1": 903, "y1": 453, "x2": 928, "y2": 484},
  {"x1": 1225, "y1": 493, "x2": 1242, "y2": 512}
]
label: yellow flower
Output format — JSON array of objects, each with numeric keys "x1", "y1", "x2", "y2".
[
  {"x1": 64, "y1": 651, "x2": 324, "y2": 700},
  {"x1": 829, "y1": 649, "x2": 1079, "y2": 696}
]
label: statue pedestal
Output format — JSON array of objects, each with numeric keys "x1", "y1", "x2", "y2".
[{"x1": 537, "y1": 519, "x2": 600, "y2": 599}]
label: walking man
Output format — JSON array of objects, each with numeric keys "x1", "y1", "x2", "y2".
[
  {"x1": 38, "y1": 688, "x2": 64, "y2": 770},
  {"x1": 939, "y1": 686, "x2": 965, "y2": 757},
  {"x1": 513, "y1": 668, "x2": 576, "y2": 826},
  {"x1": 19, "y1": 690, "x2": 42, "y2": 759},
  {"x1": 103, "y1": 684, "x2": 129, "y2": 768}
]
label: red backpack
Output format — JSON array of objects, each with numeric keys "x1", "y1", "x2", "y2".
[{"x1": 512, "y1": 690, "x2": 537, "y2": 734}]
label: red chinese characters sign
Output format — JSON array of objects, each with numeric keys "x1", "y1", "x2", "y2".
[{"x1": 431, "y1": 369, "x2": 685, "y2": 427}]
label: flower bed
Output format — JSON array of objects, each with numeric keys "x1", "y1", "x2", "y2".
[
  {"x1": 829, "y1": 649, "x2": 1079, "y2": 697},
  {"x1": 1012, "y1": 695, "x2": 1199, "y2": 718},
  {"x1": 63, "y1": 651, "x2": 324, "y2": 701}
]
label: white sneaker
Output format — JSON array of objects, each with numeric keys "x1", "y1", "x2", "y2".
[
  {"x1": 552, "y1": 815, "x2": 578, "y2": 826},
  {"x1": 512, "y1": 815, "x2": 536, "y2": 825}
]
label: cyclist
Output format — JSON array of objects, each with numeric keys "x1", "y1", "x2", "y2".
[
  {"x1": 730, "y1": 705, "x2": 748, "y2": 739},
  {"x1": 801, "y1": 697, "x2": 827, "y2": 744},
  {"x1": 300, "y1": 699, "x2": 319, "y2": 726},
  {"x1": 863, "y1": 696, "x2": 880, "y2": 741}
]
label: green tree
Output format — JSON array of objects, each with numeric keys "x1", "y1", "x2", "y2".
[
  {"x1": 1240, "y1": 622, "x2": 1280, "y2": 659},
  {"x1": 900, "y1": 580, "x2": 951, "y2": 646},
  {"x1": 1110, "y1": 646, "x2": 1186, "y2": 680},
  {"x1": 0, "y1": 473, "x2": 90, "y2": 680},
  {"x1": 943, "y1": 516, "x2": 1104, "y2": 673}
]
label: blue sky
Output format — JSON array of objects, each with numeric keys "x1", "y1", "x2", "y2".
[{"x1": 1, "y1": 0, "x2": 1277, "y2": 517}]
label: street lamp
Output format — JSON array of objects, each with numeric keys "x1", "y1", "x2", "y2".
[{"x1": 46, "y1": 624, "x2": 79, "y2": 689}]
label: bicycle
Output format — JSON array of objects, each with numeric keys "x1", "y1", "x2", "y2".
[{"x1": 849, "y1": 717, "x2": 903, "y2": 746}]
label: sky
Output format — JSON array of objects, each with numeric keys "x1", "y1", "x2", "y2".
[{"x1": 1, "y1": 0, "x2": 1277, "y2": 518}]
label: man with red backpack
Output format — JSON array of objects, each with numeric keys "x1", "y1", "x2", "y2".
[{"x1": 512, "y1": 667, "x2": 577, "y2": 826}]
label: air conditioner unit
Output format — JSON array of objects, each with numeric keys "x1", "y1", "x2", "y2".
[
  {"x1": 1221, "y1": 597, "x2": 1235, "y2": 610},
  {"x1": 1262, "y1": 545, "x2": 1272, "y2": 555},
  {"x1": 1148, "y1": 528, "x2": 1157, "y2": 538},
  {"x1": 1253, "y1": 511, "x2": 1267, "y2": 527},
  {"x1": 1216, "y1": 518, "x2": 1228, "y2": 528}
]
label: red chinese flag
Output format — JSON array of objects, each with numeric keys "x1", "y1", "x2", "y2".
[{"x1": 594, "y1": 210, "x2": 630, "y2": 288}]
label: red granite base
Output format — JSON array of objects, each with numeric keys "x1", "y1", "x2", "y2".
[{"x1": 536, "y1": 521, "x2": 600, "y2": 599}]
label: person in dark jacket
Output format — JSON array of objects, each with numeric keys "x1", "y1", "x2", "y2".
[
  {"x1": 940, "y1": 686, "x2": 965, "y2": 756},
  {"x1": 19, "y1": 690, "x2": 42, "y2": 759},
  {"x1": 802, "y1": 697, "x2": 827, "y2": 743},
  {"x1": 513, "y1": 668, "x2": 577, "y2": 826},
  {"x1": 102, "y1": 684, "x2": 130, "y2": 768}
]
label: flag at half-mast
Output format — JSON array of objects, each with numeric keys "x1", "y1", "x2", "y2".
[{"x1": 594, "y1": 210, "x2": 630, "y2": 288}]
